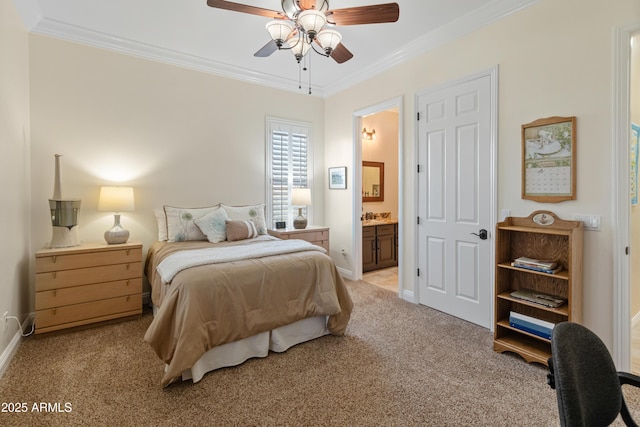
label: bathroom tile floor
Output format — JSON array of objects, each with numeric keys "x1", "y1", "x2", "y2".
[{"x1": 362, "y1": 266, "x2": 398, "y2": 293}]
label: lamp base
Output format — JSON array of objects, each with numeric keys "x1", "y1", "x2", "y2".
[
  {"x1": 293, "y1": 211, "x2": 307, "y2": 230},
  {"x1": 104, "y1": 214, "x2": 130, "y2": 244},
  {"x1": 50, "y1": 226, "x2": 79, "y2": 248}
]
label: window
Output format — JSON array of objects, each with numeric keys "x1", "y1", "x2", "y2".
[{"x1": 266, "y1": 117, "x2": 313, "y2": 228}]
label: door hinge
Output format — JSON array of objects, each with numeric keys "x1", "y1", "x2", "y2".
[
  {"x1": 626, "y1": 246, "x2": 630, "y2": 255},
  {"x1": 417, "y1": 164, "x2": 421, "y2": 173},
  {"x1": 417, "y1": 112, "x2": 420, "y2": 121},
  {"x1": 417, "y1": 268, "x2": 420, "y2": 277},
  {"x1": 417, "y1": 216, "x2": 420, "y2": 225}
]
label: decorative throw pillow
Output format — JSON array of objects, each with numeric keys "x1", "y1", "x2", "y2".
[
  {"x1": 194, "y1": 208, "x2": 230, "y2": 243},
  {"x1": 220, "y1": 203, "x2": 267, "y2": 235},
  {"x1": 164, "y1": 205, "x2": 220, "y2": 242},
  {"x1": 225, "y1": 219, "x2": 259, "y2": 242},
  {"x1": 154, "y1": 208, "x2": 168, "y2": 241}
]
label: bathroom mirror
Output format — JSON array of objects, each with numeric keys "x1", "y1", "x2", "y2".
[{"x1": 362, "y1": 161, "x2": 384, "y2": 202}]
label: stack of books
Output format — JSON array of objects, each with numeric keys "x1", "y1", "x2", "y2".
[
  {"x1": 509, "y1": 311, "x2": 555, "y2": 339},
  {"x1": 511, "y1": 256, "x2": 562, "y2": 274},
  {"x1": 510, "y1": 289, "x2": 566, "y2": 308}
]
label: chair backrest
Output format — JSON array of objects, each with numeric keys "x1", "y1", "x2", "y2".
[{"x1": 550, "y1": 322, "x2": 622, "y2": 426}]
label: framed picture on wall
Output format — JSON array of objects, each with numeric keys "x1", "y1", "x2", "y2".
[
  {"x1": 522, "y1": 116, "x2": 577, "y2": 203},
  {"x1": 329, "y1": 166, "x2": 347, "y2": 189}
]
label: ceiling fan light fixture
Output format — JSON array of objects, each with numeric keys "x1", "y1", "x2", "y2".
[
  {"x1": 266, "y1": 20, "x2": 295, "y2": 47},
  {"x1": 316, "y1": 29, "x2": 342, "y2": 54},
  {"x1": 289, "y1": 36, "x2": 310, "y2": 62},
  {"x1": 298, "y1": 9, "x2": 327, "y2": 39}
]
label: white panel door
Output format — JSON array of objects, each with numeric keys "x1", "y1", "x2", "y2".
[{"x1": 417, "y1": 72, "x2": 493, "y2": 328}]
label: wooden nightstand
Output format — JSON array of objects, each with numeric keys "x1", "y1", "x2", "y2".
[
  {"x1": 35, "y1": 241, "x2": 143, "y2": 334},
  {"x1": 268, "y1": 226, "x2": 330, "y2": 251}
]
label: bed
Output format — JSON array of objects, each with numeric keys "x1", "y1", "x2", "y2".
[{"x1": 143, "y1": 233, "x2": 353, "y2": 387}]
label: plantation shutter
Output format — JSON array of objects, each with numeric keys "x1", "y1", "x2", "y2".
[{"x1": 267, "y1": 118, "x2": 312, "y2": 228}]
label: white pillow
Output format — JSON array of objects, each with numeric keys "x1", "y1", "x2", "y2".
[
  {"x1": 154, "y1": 208, "x2": 168, "y2": 241},
  {"x1": 220, "y1": 203, "x2": 267, "y2": 235},
  {"x1": 164, "y1": 205, "x2": 220, "y2": 242},
  {"x1": 194, "y1": 208, "x2": 230, "y2": 243}
]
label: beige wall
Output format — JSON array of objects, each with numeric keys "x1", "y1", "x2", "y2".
[
  {"x1": 324, "y1": 0, "x2": 640, "y2": 348},
  {"x1": 0, "y1": 0, "x2": 31, "y2": 356},
  {"x1": 362, "y1": 111, "x2": 399, "y2": 219},
  {"x1": 28, "y1": 35, "x2": 325, "y2": 254}
]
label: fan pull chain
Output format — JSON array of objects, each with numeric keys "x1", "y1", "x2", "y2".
[{"x1": 308, "y1": 53, "x2": 312, "y2": 95}]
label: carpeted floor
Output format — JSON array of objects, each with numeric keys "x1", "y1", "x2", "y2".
[{"x1": 0, "y1": 280, "x2": 637, "y2": 426}]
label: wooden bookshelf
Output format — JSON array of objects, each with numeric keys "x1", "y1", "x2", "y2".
[{"x1": 493, "y1": 210, "x2": 583, "y2": 365}]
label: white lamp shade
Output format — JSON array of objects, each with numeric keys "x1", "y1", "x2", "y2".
[
  {"x1": 289, "y1": 36, "x2": 310, "y2": 58},
  {"x1": 317, "y1": 29, "x2": 342, "y2": 52},
  {"x1": 291, "y1": 188, "x2": 311, "y2": 206},
  {"x1": 266, "y1": 20, "x2": 294, "y2": 42},
  {"x1": 98, "y1": 186, "x2": 135, "y2": 212},
  {"x1": 298, "y1": 10, "x2": 327, "y2": 36}
]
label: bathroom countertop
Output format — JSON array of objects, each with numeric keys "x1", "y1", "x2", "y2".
[{"x1": 362, "y1": 219, "x2": 398, "y2": 226}]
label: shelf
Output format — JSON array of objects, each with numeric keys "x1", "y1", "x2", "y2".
[
  {"x1": 496, "y1": 319, "x2": 551, "y2": 342},
  {"x1": 493, "y1": 210, "x2": 582, "y2": 366},
  {"x1": 497, "y1": 292, "x2": 569, "y2": 316},
  {"x1": 493, "y1": 333, "x2": 550, "y2": 366},
  {"x1": 497, "y1": 262, "x2": 569, "y2": 280},
  {"x1": 496, "y1": 225, "x2": 572, "y2": 236}
]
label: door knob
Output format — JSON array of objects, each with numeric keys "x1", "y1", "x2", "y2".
[{"x1": 471, "y1": 229, "x2": 488, "y2": 240}]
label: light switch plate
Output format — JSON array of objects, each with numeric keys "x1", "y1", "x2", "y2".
[{"x1": 573, "y1": 214, "x2": 601, "y2": 231}]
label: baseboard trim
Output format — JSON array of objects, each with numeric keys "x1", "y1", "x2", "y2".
[
  {"x1": 0, "y1": 329, "x2": 23, "y2": 381},
  {"x1": 337, "y1": 266, "x2": 354, "y2": 280}
]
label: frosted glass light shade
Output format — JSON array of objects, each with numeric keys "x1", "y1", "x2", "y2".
[
  {"x1": 289, "y1": 36, "x2": 310, "y2": 59},
  {"x1": 291, "y1": 188, "x2": 311, "y2": 206},
  {"x1": 98, "y1": 186, "x2": 134, "y2": 212},
  {"x1": 298, "y1": 10, "x2": 326, "y2": 37},
  {"x1": 266, "y1": 20, "x2": 294, "y2": 44},
  {"x1": 317, "y1": 29, "x2": 342, "y2": 53}
]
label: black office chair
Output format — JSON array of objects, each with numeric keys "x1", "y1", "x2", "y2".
[{"x1": 547, "y1": 321, "x2": 640, "y2": 426}]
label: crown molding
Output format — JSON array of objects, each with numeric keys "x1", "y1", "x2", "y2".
[
  {"x1": 22, "y1": 0, "x2": 538, "y2": 99},
  {"x1": 323, "y1": 0, "x2": 539, "y2": 97},
  {"x1": 29, "y1": 17, "x2": 325, "y2": 97}
]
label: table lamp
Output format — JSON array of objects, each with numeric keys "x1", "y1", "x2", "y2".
[
  {"x1": 98, "y1": 186, "x2": 134, "y2": 244},
  {"x1": 291, "y1": 188, "x2": 311, "y2": 229}
]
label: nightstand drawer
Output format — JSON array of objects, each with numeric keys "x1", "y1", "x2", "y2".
[
  {"x1": 36, "y1": 278, "x2": 142, "y2": 309},
  {"x1": 36, "y1": 261, "x2": 142, "y2": 291},
  {"x1": 36, "y1": 247, "x2": 142, "y2": 273},
  {"x1": 36, "y1": 294, "x2": 142, "y2": 331},
  {"x1": 294, "y1": 230, "x2": 328, "y2": 242}
]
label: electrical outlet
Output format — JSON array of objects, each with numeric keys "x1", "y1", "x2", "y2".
[{"x1": 2, "y1": 311, "x2": 8, "y2": 331}]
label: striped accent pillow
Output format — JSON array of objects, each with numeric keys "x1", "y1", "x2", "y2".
[{"x1": 225, "y1": 219, "x2": 259, "y2": 241}]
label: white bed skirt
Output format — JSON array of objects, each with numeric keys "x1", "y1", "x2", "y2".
[{"x1": 179, "y1": 316, "x2": 330, "y2": 383}]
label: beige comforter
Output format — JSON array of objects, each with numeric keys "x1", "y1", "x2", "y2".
[{"x1": 143, "y1": 237, "x2": 353, "y2": 386}]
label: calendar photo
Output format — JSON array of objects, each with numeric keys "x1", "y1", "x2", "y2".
[{"x1": 521, "y1": 116, "x2": 576, "y2": 203}]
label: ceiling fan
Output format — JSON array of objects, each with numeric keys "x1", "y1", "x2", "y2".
[{"x1": 207, "y1": 0, "x2": 400, "y2": 65}]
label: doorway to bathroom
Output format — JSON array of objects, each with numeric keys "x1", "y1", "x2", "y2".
[{"x1": 353, "y1": 97, "x2": 402, "y2": 296}]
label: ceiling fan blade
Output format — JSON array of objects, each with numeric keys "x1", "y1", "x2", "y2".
[
  {"x1": 207, "y1": 0, "x2": 283, "y2": 19},
  {"x1": 327, "y1": 3, "x2": 399, "y2": 26},
  {"x1": 254, "y1": 40, "x2": 279, "y2": 57},
  {"x1": 330, "y1": 43, "x2": 353, "y2": 64}
]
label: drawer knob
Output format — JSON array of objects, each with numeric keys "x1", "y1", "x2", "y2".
[
  {"x1": 126, "y1": 263, "x2": 130, "y2": 270},
  {"x1": 52, "y1": 289, "x2": 57, "y2": 297},
  {"x1": 126, "y1": 295, "x2": 130, "y2": 302},
  {"x1": 52, "y1": 271, "x2": 57, "y2": 279},
  {"x1": 53, "y1": 308, "x2": 57, "y2": 315},
  {"x1": 126, "y1": 280, "x2": 130, "y2": 286},
  {"x1": 52, "y1": 255, "x2": 57, "y2": 263},
  {"x1": 126, "y1": 249, "x2": 130, "y2": 256}
]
